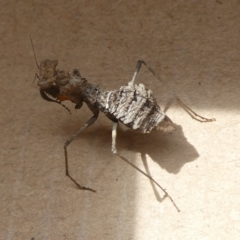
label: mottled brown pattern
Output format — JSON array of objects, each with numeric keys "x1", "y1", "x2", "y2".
[
  {"x1": 35, "y1": 59, "x2": 177, "y2": 195},
  {"x1": 37, "y1": 59, "x2": 175, "y2": 133},
  {"x1": 35, "y1": 59, "x2": 213, "y2": 199}
]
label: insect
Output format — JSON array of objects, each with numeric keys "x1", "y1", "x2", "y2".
[{"x1": 31, "y1": 38, "x2": 215, "y2": 210}]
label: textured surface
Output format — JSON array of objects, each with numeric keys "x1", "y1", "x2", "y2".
[
  {"x1": 1, "y1": 1, "x2": 240, "y2": 240},
  {"x1": 98, "y1": 82, "x2": 175, "y2": 133},
  {"x1": 38, "y1": 59, "x2": 175, "y2": 133}
]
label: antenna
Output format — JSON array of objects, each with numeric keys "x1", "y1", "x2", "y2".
[{"x1": 29, "y1": 35, "x2": 40, "y2": 69}]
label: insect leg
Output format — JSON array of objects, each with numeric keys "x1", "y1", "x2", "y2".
[
  {"x1": 131, "y1": 60, "x2": 215, "y2": 122},
  {"x1": 40, "y1": 90, "x2": 71, "y2": 114},
  {"x1": 64, "y1": 113, "x2": 99, "y2": 192},
  {"x1": 111, "y1": 121, "x2": 118, "y2": 154}
]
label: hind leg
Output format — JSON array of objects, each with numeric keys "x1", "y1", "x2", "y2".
[{"x1": 131, "y1": 60, "x2": 215, "y2": 122}]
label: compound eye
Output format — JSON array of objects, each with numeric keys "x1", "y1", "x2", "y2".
[{"x1": 45, "y1": 85, "x2": 60, "y2": 98}]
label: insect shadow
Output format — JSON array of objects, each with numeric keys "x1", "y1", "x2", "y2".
[
  {"x1": 59, "y1": 113, "x2": 198, "y2": 212},
  {"x1": 74, "y1": 121, "x2": 198, "y2": 200}
]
